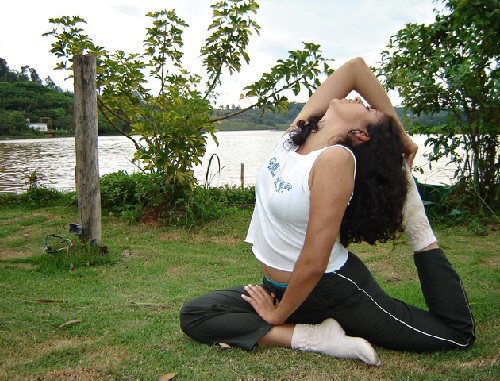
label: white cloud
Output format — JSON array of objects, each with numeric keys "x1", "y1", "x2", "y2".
[{"x1": 1, "y1": 0, "x2": 438, "y2": 106}]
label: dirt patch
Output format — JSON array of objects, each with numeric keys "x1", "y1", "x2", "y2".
[
  {"x1": 157, "y1": 230, "x2": 242, "y2": 245},
  {"x1": 17, "y1": 340, "x2": 126, "y2": 380},
  {"x1": 454, "y1": 357, "x2": 498, "y2": 369},
  {"x1": 195, "y1": 235, "x2": 242, "y2": 245},
  {"x1": 158, "y1": 230, "x2": 185, "y2": 241},
  {"x1": 162, "y1": 265, "x2": 192, "y2": 278},
  {"x1": 0, "y1": 250, "x2": 36, "y2": 260},
  {"x1": 36, "y1": 367, "x2": 104, "y2": 380},
  {"x1": 35, "y1": 338, "x2": 91, "y2": 355},
  {"x1": 479, "y1": 254, "x2": 500, "y2": 269},
  {"x1": 363, "y1": 253, "x2": 417, "y2": 281}
]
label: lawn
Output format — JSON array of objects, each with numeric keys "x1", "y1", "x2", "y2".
[{"x1": 0, "y1": 203, "x2": 498, "y2": 379}]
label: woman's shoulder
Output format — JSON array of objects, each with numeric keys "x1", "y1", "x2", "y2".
[
  {"x1": 319, "y1": 144, "x2": 355, "y2": 161},
  {"x1": 313, "y1": 145, "x2": 355, "y2": 172},
  {"x1": 309, "y1": 145, "x2": 356, "y2": 195}
]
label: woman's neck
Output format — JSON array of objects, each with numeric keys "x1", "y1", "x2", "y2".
[{"x1": 296, "y1": 123, "x2": 345, "y2": 155}]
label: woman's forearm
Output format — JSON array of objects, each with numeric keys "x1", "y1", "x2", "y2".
[
  {"x1": 293, "y1": 57, "x2": 400, "y2": 125},
  {"x1": 272, "y1": 257, "x2": 326, "y2": 324},
  {"x1": 292, "y1": 57, "x2": 363, "y2": 124},
  {"x1": 346, "y1": 58, "x2": 419, "y2": 165},
  {"x1": 292, "y1": 56, "x2": 417, "y2": 165}
]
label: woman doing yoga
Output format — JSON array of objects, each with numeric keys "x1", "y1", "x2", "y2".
[{"x1": 179, "y1": 57, "x2": 475, "y2": 366}]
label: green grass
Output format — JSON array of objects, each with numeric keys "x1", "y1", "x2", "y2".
[{"x1": 0, "y1": 203, "x2": 498, "y2": 379}]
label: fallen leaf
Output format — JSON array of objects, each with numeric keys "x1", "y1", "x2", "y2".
[
  {"x1": 158, "y1": 372, "x2": 177, "y2": 380},
  {"x1": 122, "y1": 250, "x2": 133, "y2": 258},
  {"x1": 70, "y1": 263, "x2": 74, "y2": 271},
  {"x1": 58, "y1": 319, "x2": 82, "y2": 328},
  {"x1": 131, "y1": 302, "x2": 170, "y2": 307},
  {"x1": 386, "y1": 277, "x2": 413, "y2": 282},
  {"x1": 217, "y1": 342, "x2": 231, "y2": 350},
  {"x1": 23, "y1": 234, "x2": 30, "y2": 238},
  {"x1": 488, "y1": 224, "x2": 499, "y2": 231}
]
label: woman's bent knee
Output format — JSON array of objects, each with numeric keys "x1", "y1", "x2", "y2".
[{"x1": 179, "y1": 300, "x2": 201, "y2": 339}]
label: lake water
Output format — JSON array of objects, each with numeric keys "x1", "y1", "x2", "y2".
[{"x1": 0, "y1": 131, "x2": 456, "y2": 194}]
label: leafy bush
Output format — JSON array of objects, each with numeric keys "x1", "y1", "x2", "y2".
[
  {"x1": 99, "y1": 171, "x2": 169, "y2": 219},
  {"x1": 172, "y1": 185, "x2": 255, "y2": 227},
  {"x1": 207, "y1": 184, "x2": 256, "y2": 205},
  {"x1": 419, "y1": 179, "x2": 499, "y2": 232},
  {"x1": 99, "y1": 171, "x2": 256, "y2": 226},
  {"x1": 0, "y1": 193, "x2": 21, "y2": 206},
  {"x1": 18, "y1": 186, "x2": 66, "y2": 206},
  {"x1": 99, "y1": 170, "x2": 141, "y2": 215},
  {"x1": 10, "y1": 169, "x2": 72, "y2": 207}
]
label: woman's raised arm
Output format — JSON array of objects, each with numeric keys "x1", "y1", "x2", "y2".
[{"x1": 292, "y1": 57, "x2": 418, "y2": 166}]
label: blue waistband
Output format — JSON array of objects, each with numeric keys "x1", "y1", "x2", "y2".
[{"x1": 264, "y1": 275, "x2": 288, "y2": 289}]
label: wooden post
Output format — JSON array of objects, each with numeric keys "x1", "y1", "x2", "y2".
[
  {"x1": 240, "y1": 163, "x2": 245, "y2": 189},
  {"x1": 74, "y1": 55, "x2": 101, "y2": 245}
]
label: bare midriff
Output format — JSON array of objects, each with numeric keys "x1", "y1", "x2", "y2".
[{"x1": 259, "y1": 261, "x2": 292, "y2": 284}]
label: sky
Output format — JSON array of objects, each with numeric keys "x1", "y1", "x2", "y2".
[{"x1": 0, "y1": 0, "x2": 440, "y2": 107}]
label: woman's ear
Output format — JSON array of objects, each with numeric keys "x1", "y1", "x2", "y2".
[
  {"x1": 352, "y1": 130, "x2": 371, "y2": 143},
  {"x1": 357, "y1": 132, "x2": 371, "y2": 142}
]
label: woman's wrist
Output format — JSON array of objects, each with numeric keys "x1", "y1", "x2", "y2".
[
  {"x1": 399, "y1": 131, "x2": 418, "y2": 167},
  {"x1": 271, "y1": 308, "x2": 289, "y2": 325}
]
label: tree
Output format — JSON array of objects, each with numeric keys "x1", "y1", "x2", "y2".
[
  {"x1": 379, "y1": 0, "x2": 499, "y2": 206},
  {"x1": 29, "y1": 68, "x2": 43, "y2": 85},
  {"x1": 18, "y1": 66, "x2": 30, "y2": 82},
  {"x1": 0, "y1": 110, "x2": 28, "y2": 135},
  {"x1": 0, "y1": 58, "x2": 18, "y2": 83},
  {"x1": 45, "y1": 76, "x2": 61, "y2": 91},
  {"x1": 43, "y1": 0, "x2": 333, "y2": 192},
  {"x1": 0, "y1": 78, "x2": 74, "y2": 135}
]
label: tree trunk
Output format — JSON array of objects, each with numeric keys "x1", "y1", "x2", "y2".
[{"x1": 74, "y1": 55, "x2": 101, "y2": 245}]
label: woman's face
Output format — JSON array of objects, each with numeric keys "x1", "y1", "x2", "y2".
[{"x1": 325, "y1": 97, "x2": 383, "y2": 131}]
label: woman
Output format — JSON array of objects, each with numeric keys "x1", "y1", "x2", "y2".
[{"x1": 180, "y1": 57, "x2": 475, "y2": 366}]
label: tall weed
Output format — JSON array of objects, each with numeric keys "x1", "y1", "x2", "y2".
[
  {"x1": 418, "y1": 178, "x2": 499, "y2": 232},
  {"x1": 10, "y1": 242, "x2": 116, "y2": 273}
]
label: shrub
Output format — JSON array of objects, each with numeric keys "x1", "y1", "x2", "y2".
[
  {"x1": 172, "y1": 185, "x2": 256, "y2": 227},
  {"x1": 12, "y1": 169, "x2": 70, "y2": 207},
  {"x1": 419, "y1": 179, "x2": 499, "y2": 232},
  {"x1": 100, "y1": 171, "x2": 169, "y2": 219},
  {"x1": 99, "y1": 171, "x2": 256, "y2": 226}
]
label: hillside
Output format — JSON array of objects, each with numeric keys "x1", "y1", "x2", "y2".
[
  {"x1": 1, "y1": 57, "x2": 448, "y2": 137},
  {"x1": 214, "y1": 103, "x2": 448, "y2": 131}
]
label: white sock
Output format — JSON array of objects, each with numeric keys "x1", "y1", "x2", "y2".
[
  {"x1": 402, "y1": 166, "x2": 437, "y2": 252},
  {"x1": 291, "y1": 318, "x2": 381, "y2": 366}
]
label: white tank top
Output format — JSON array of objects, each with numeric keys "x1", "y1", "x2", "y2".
[{"x1": 245, "y1": 134, "x2": 355, "y2": 272}]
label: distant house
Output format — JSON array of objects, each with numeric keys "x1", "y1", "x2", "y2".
[{"x1": 29, "y1": 123, "x2": 48, "y2": 132}]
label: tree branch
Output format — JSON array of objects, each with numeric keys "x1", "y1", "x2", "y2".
[
  {"x1": 97, "y1": 97, "x2": 142, "y2": 150},
  {"x1": 209, "y1": 104, "x2": 256, "y2": 123}
]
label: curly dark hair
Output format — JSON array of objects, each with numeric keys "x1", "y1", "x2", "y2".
[{"x1": 289, "y1": 114, "x2": 407, "y2": 247}]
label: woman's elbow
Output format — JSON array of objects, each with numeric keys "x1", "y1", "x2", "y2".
[
  {"x1": 309, "y1": 265, "x2": 327, "y2": 278},
  {"x1": 349, "y1": 56, "x2": 367, "y2": 68},
  {"x1": 301, "y1": 258, "x2": 329, "y2": 278}
]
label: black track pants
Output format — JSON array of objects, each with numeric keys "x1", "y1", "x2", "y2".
[{"x1": 180, "y1": 248, "x2": 475, "y2": 352}]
